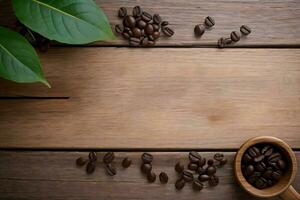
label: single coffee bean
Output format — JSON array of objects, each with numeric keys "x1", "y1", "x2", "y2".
[
  {"x1": 141, "y1": 37, "x2": 149, "y2": 46},
  {"x1": 248, "y1": 146, "x2": 260, "y2": 158},
  {"x1": 193, "y1": 179, "x2": 204, "y2": 191},
  {"x1": 198, "y1": 174, "x2": 210, "y2": 182},
  {"x1": 159, "y1": 172, "x2": 168, "y2": 184},
  {"x1": 162, "y1": 26, "x2": 174, "y2": 37},
  {"x1": 277, "y1": 160, "x2": 286, "y2": 170},
  {"x1": 103, "y1": 152, "x2": 114, "y2": 164},
  {"x1": 268, "y1": 152, "x2": 281, "y2": 163},
  {"x1": 147, "y1": 171, "x2": 157, "y2": 183},
  {"x1": 254, "y1": 155, "x2": 265, "y2": 163},
  {"x1": 142, "y1": 153, "x2": 153, "y2": 163},
  {"x1": 152, "y1": 31, "x2": 160, "y2": 40},
  {"x1": 217, "y1": 37, "x2": 225, "y2": 48},
  {"x1": 161, "y1": 21, "x2": 169, "y2": 27},
  {"x1": 240, "y1": 25, "x2": 251, "y2": 35},
  {"x1": 204, "y1": 16, "x2": 215, "y2": 28},
  {"x1": 262, "y1": 145, "x2": 273, "y2": 157},
  {"x1": 255, "y1": 177, "x2": 267, "y2": 189},
  {"x1": 272, "y1": 171, "x2": 282, "y2": 181},
  {"x1": 206, "y1": 166, "x2": 217, "y2": 176},
  {"x1": 214, "y1": 153, "x2": 225, "y2": 161},
  {"x1": 263, "y1": 170, "x2": 273, "y2": 179},
  {"x1": 194, "y1": 24, "x2": 205, "y2": 37},
  {"x1": 189, "y1": 151, "x2": 202, "y2": 163},
  {"x1": 153, "y1": 14, "x2": 162, "y2": 24},
  {"x1": 118, "y1": 7, "x2": 127, "y2": 18},
  {"x1": 105, "y1": 164, "x2": 117, "y2": 176},
  {"x1": 219, "y1": 157, "x2": 228, "y2": 166},
  {"x1": 182, "y1": 170, "x2": 194, "y2": 182},
  {"x1": 175, "y1": 178, "x2": 185, "y2": 190},
  {"x1": 122, "y1": 157, "x2": 132, "y2": 168},
  {"x1": 208, "y1": 175, "x2": 219, "y2": 186},
  {"x1": 148, "y1": 35, "x2": 155, "y2": 41},
  {"x1": 248, "y1": 175, "x2": 259, "y2": 184},
  {"x1": 188, "y1": 163, "x2": 198, "y2": 171},
  {"x1": 175, "y1": 162, "x2": 184, "y2": 173},
  {"x1": 132, "y1": 27, "x2": 142, "y2": 38},
  {"x1": 243, "y1": 153, "x2": 253, "y2": 163},
  {"x1": 132, "y1": 6, "x2": 143, "y2": 17},
  {"x1": 141, "y1": 163, "x2": 152, "y2": 174},
  {"x1": 244, "y1": 165, "x2": 255, "y2": 177},
  {"x1": 141, "y1": 12, "x2": 152, "y2": 22},
  {"x1": 269, "y1": 162, "x2": 280, "y2": 170},
  {"x1": 123, "y1": 32, "x2": 130, "y2": 39},
  {"x1": 123, "y1": 15, "x2": 136, "y2": 28},
  {"x1": 207, "y1": 159, "x2": 214, "y2": 166},
  {"x1": 223, "y1": 38, "x2": 232, "y2": 45},
  {"x1": 115, "y1": 24, "x2": 124, "y2": 34},
  {"x1": 137, "y1": 20, "x2": 147, "y2": 29},
  {"x1": 230, "y1": 31, "x2": 241, "y2": 42},
  {"x1": 198, "y1": 157, "x2": 206, "y2": 167},
  {"x1": 86, "y1": 161, "x2": 96, "y2": 174},
  {"x1": 147, "y1": 40, "x2": 155, "y2": 46},
  {"x1": 256, "y1": 162, "x2": 266, "y2": 172},
  {"x1": 129, "y1": 37, "x2": 140, "y2": 46},
  {"x1": 197, "y1": 167, "x2": 206, "y2": 175},
  {"x1": 89, "y1": 152, "x2": 97, "y2": 162},
  {"x1": 76, "y1": 157, "x2": 87, "y2": 166},
  {"x1": 145, "y1": 24, "x2": 154, "y2": 35},
  {"x1": 153, "y1": 24, "x2": 160, "y2": 31}
]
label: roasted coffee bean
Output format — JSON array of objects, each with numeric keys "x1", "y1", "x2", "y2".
[
  {"x1": 255, "y1": 177, "x2": 267, "y2": 189},
  {"x1": 194, "y1": 24, "x2": 205, "y2": 37},
  {"x1": 207, "y1": 159, "x2": 214, "y2": 166},
  {"x1": 132, "y1": 27, "x2": 142, "y2": 38},
  {"x1": 244, "y1": 165, "x2": 255, "y2": 176},
  {"x1": 159, "y1": 172, "x2": 168, "y2": 184},
  {"x1": 148, "y1": 35, "x2": 155, "y2": 41},
  {"x1": 161, "y1": 21, "x2": 169, "y2": 27},
  {"x1": 123, "y1": 15, "x2": 136, "y2": 28},
  {"x1": 147, "y1": 171, "x2": 157, "y2": 183},
  {"x1": 208, "y1": 175, "x2": 219, "y2": 186},
  {"x1": 141, "y1": 37, "x2": 149, "y2": 46},
  {"x1": 103, "y1": 152, "x2": 114, "y2": 164},
  {"x1": 153, "y1": 14, "x2": 162, "y2": 24},
  {"x1": 122, "y1": 157, "x2": 132, "y2": 168},
  {"x1": 263, "y1": 170, "x2": 273, "y2": 179},
  {"x1": 123, "y1": 32, "x2": 130, "y2": 39},
  {"x1": 137, "y1": 20, "x2": 147, "y2": 29},
  {"x1": 142, "y1": 153, "x2": 153, "y2": 163},
  {"x1": 277, "y1": 160, "x2": 286, "y2": 170},
  {"x1": 230, "y1": 31, "x2": 241, "y2": 42},
  {"x1": 254, "y1": 155, "x2": 265, "y2": 163},
  {"x1": 198, "y1": 174, "x2": 210, "y2": 182},
  {"x1": 105, "y1": 164, "x2": 117, "y2": 176},
  {"x1": 272, "y1": 171, "x2": 282, "y2": 181},
  {"x1": 182, "y1": 170, "x2": 194, "y2": 182},
  {"x1": 198, "y1": 157, "x2": 206, "y2": 167},
  {"x1": 86, "y1": 161, "x2": 96, "y2": 174},
  {"x1": 118, "y1": 7, "x2": 127, "y2": 18},
  {"x1": 129, "y1": 37, "x2": 140, "y2": 46},
  {"x1": 141, "y1": 12, "x2": 152, "y2": 22},
  {"x1": 153, "y1": 24, "x2": 160, "y2": 31},
  {"x1": 219, "y1": 157, "x2": 228, "y2": 166},
  {"x1": 175, "y1": 178, "x2": 185, "y2": 190},
  {"x1": 193, "y1": 179, "x2": 204, "y2": 191},
  {"x1": 152, "y1": 31, "x2": 160, "y2": 40},
  {"x1": 268, "y1": 152, "x2": 281, "y2": 163},
  {"x1": 223, "y1": 38, "x2": 232, "y2": 46},
  {"x1": 206, "y1": 166, "x2": 217, "y2": 176},
  {"x1": 189, "y1": 151, "x2": 202, "y2": 163},
  {"x1": 256, "y1": 162, "x2": 266, "y2": 172},
  {"x1": 217, "y1": 37, "x2": 225, "y2": 48},
  {"x1": 148, "y1": 40, "x2": 155, "y2": 46},
  {"x1": 76, "y1": 157, "x2": 87, "y2": 166},
  {"x1": 145, "y1": 24, "x2": 154, "y2": 35},
  {"x1": 243, "y1": 153, "x2": 253, "y2": 163},
  {"x1": 115, "y1": 24, "x2": 124, "y2": 34},
  {"x1": 214, "y1": 153, "x2": 225, "y2": 161},
  {"x1": 248, "y1": 146, "x2": 260, "y2": 158},
  {"x1": 248, "y1": 175, "x2": 259, "y2": 184},
  {"x1": 141, "y1": 163, "x2": 152, "y2": 174},
  {"x1": 204, "y1": 16, "x2": 215, "y2": 28},
  {"x1": 188, "y1": 163, "x2": 198, "y2": 171},
  {"x1": 175, "y1": 162, "x2": 184, "y2": 173},
  {"x1": 197, "y1": 167, "x2": 206, "y2": 175},
  {"x1": 240, "y1": 25, "x2": 251, "y2": 35},
  {"x1": 262, "y1": 145, "x2": 273, "y2": 157},
  {"x1": 162, "y1": 26, "x2": 174, "y2": 37},
  {"x1": 133, "y1": 6, "x2": 143, "y2": 17},
  {"x1": 89, "y1": 152, "x2": 97, "y2": 162}
]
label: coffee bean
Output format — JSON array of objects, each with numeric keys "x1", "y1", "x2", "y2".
[
  {"x1": 253, "y1": 155, "x2": 265, "y2": 163},
  {"x1": 141, "y1": 163, "x2": 152, "y2": 174},
  {"x1": 214, "y1": 153, "x2": 224, "y2": 161},
  {"x1": 223, "y1": 38, "x2": 232, "y2": 45},
  {"x1": 204, "y1": 16, "x2": 215, "y2": 28},
  {"x1": 207, "y1": 159, "x2": 214, "y2": 166},
  {"x1": 217, "y1": 37, "x2": 225, "y2": 48},
  {"x1": 243, "y1": 153, "x2": 253, "y2": 163},
  {"x1": 208, "y1": 175, "x2": 219, "y2": 186},
  {"x1": 141, "y1": 37, "x2": 149, "y2": 46},
  {"x1": 272, "y1": 171, "x2": 282, "y2": 181},
  {"x1": 142, "y1": 153, "x2": 153, "y2": 163},
  {"x1": 123, "y1": 32, "x2": 130, "y2": 39},
  {"x1": 133, "y1": 6, "x2": 143, "y2": 17},
  {"x1": 248, "y1": 146, "x2": 260, "y2": 158},
  {"x1": 136, "y1": 20, "x2": 147, "y2": 29},
  {"x1": 148, "y1": 35, "x2": 155, "y2": 41},
  {"x1": 145, "y1": 24, "x2": 154, "y2": 35},
  {"x1": 240, "y1": 25, "x2": 251, "y2": 35},
  {"x1": 268, "y1": 152, "x2": 281, "y2": 163},
  {"x1": 141, "y1": 12, "x2": 152, "y2": 22},
  {"x1": 159, "y1": 172, "x2": 168, "y2": 184},
  {"x1": 248, "y1": 175, "x2": 259, "y2": 184},
  {"x1": 261, "y1": 145, "x2": 273, "y2": 157},
  {"x1": 206, "y1": 166, "x2": 217, "y2": 176},
  {"x1": 182, "y1": 170, "x2": 194, "y2": 182},
  {"x1": 219, "y1": 157, "x2": 228, "y2": 166},
  {"x1": 89, "y1": 152, "x2": 97, "y2": 162},
  {"x1": 193, "y1": 179, "x2": 204, "y2": 191},
  {"x1": 86, "y1": 161, "x2": 96, "y2": 174},
  {"x1": 198, "y1": 174, "x2": 210, "y2": 182},
  {"x1": 122, "y1": 157, "x2": 132, "y2": 168},
  {"x1": 189, "y1": 151, "x2": 202, "y2": 163},
  {"x1": 175, "y1": 178, "x2": 185, "y2": 190},
  {"x1": 194, "y1": 24, "x2": 205, "y2": 37},
  {"x1": 76, "y1": 157, "x2": 87, "y2": 166},
  {"x1": 277, "y1": 160, "x2": 286, "y2": 170},
  {"x1": 118, "y1": 7, "x2": 127, "y2": 18},
  {"x1": 230, "y1": 31, "x2": 241, "y2": 42},
  {"x1": 103, "y1": 152, "x2": 115, "y2": 164},
  {"x1": 132, "y1": 27, "x2": 142, "y2": 38},
  {"x1": 115, "y1": 24, "x2": 124, "y2": 34},
  {"x1": 123, "y1": 15, "x2": 136, "y2": 28},
  {"x1": 153, "y1": 24, "x2": 160, "y2": 31},
  {"x1": 255, "y1": 177, "x2": 267, "y2": 189},
  {"x1": 148, "y1": 40, "x2": 155, "y2": 46},
  {"x1": 129, "y1": 37, "x2": 140, "y2": 46},
  {"x1": 162, "y1": 26, "x2": 174, "y2": 37},
  {"x1": 161, "y1": 21, "x2": 169, "y2": 27},
  {"x1": 262, "y1": 170, "x2": 273, "y2": 179},
  {"x1": 175, "y1": 162, "x2": 184, "y2": 173},
  {"x1": 197, "y1": 167, "x2": 206, "y2": 175},
  {"x1": 152, "y1": 31, "x2": 160, "y2": 40},
  {"x1": 153, "y1": 14, "x2": 162, "y2": 24},
  {"x1": 147, "y1": 171, "x2": 157, "y2": 183},
  {"x1": 198, "y1": 157, "x2": 206, "y2": 167},
  {"x1": 105, "y1": 164, "x2": 117, "y2": 176},
  {"x1": 255, "y1": 162, "x2": 266, "y2": 172},
  {"x1": 188, "y1": 163, "x2": 198, "y2": 171},
  {"x1": 244, "y1": 165, "x2": 255, "y2": 176}
]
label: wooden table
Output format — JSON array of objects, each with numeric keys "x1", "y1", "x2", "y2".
[{"x1": 0, "y1": 0, "x2": 300, "y2": 199}]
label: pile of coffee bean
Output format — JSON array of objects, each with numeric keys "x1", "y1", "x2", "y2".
[
  {"x1": 175, "y1": 152, "x2": 227, "y2": 191},
  {"x1": 242, "y1": 144, "x2": 288, "y2": 189},
  {"x1": 115, "y1": 6, "x2": 174, "y2": 46},
  {"x1": 218, "y1": 25, "x2": 251, "y2": 48}
]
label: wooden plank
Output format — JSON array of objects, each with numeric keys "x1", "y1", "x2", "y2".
[
  {"x1": 1, "y1": 0, "x2": 300, "y2": 46},
  {"x1": 0, "y1": 151, "x2": 299, "y2": 200},
  {"x1": 0, "y1": 48, "x2": 300, "y2": 149}
]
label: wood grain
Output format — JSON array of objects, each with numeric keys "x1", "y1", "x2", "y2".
[
  {"x1": 0, "y1": 48, "x2": 300, "y2": 149},
  {"x1": 1, "y1": 0, "x2": 300, "y2": 46},
  {"x1": 0, "y1": 151, "x2": 299, "y2": 200}
]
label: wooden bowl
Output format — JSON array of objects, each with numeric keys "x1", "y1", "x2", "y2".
[{"x1": 234, "y1": 136, "x2": 300, "y2": 200}]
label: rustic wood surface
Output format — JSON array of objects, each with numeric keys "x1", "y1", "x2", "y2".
[
  {"x1": 0, "y1": 151, "x2": 299, "y2": 200},
  {"x1": 1, "y1": 0, "x2": 300, "y2": 46},
  {"x1": 0, "y1": 48, "x2": 300, "y2": 149}
]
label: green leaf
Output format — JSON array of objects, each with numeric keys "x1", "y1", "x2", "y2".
[
  {"x1": 0, "y1": 26, "x2": 50, "y2": 87},
  {"x1": 12, "y1": 0, "x2": 115, "y2": 44}
]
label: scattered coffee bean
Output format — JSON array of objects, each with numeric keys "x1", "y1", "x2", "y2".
[
  {"x1": 145, "y1": 24, "x2": 154, "y2": 35},
  {"x1": 262, "y1": 145, "x2": 273, "y2": 157},
  {"x1": 254, "y1": 155, "x2": 265, "y2": 163},
  {"x1": 244, "y1": 165, "x2": 255, "y2": 176},
  {"x1": 198, "y1": 157, "x2": 206, "y2": 167},
  {"x1": 133, "y1": 6, "x2": 142, "y2": 17},
  {"x1": 193, "y1": 179, "x2": 204, "y2": 191},
  {"x1": 208, "y1": 175, "x2": 219, "y2": 186},
  {"x1": 153, "y1": 31, "x2": 161, "y2": 40},
  {"x1": 277, "y1": 160, "x2": 286, "y2": 170},
  {"x1": 86, "y1": 161, "x2": 96, "y2": 174},
  {"x1": 175, "y1": 178, "x2": 186, "y2": 190},
  {"x1": 207, "y1": 159, "x2": 214, "y2": 166},
  {"x1": 248, "y1": 146, "x2": 261, "y2": 158},
  {"x1": 230, "y1": 31, "x2": 241, "y2": 42},
  {"x1": 115, "y1": 24, "x2": 124, "y2": 34},
  {"x1": 142, "y1": 11, "x2": 152, "y2": 22},
  {"x1": 182, "y1": 170, "x2": 194, "y2": 182},
  {"x1": 198, "y1": 174, "x2": 210, "y2": 182},
  {"x1": 153, "y1": 24, "x2": 160, "y2": 31},
  {"x1": 123, "y1": 32, "x2": 130, "y2": 39},
  {"x1": 161, "y1": 21, "x2": 169, "y2": 27},
  {"x1": 268, "y1": 152, "x2": 281, "y2": 163},
  {"x1": 142, "y1": 153, "x2": 153, "y2": 163},
  {"x1": 103, "y1": 152, "x2": 115, "y2": 164},
  {"x1": 189, "y1": 151, "x2": 202, "y2": 163},
  {"x1": 159, "y1": 172, "x2": 169, "y2": 184},
  {"x1": 217, "y1": 37, "x2": 225, "y2": 48},
  {"x1": 206, "y1": 166, "x2": 217, "y2": 176},
  {"x1": 175, "y1": 161, "x2": 184, "y2": 173},
  {"x1": 214, "y1": 153, "x2": 224, "y2": 161},
  {"x1": 123, "y1": 15, "x2": 136, "y2": 28},
  {"x1": 194, "y1": 24, "x2": 205, "y2": 37},
  {"x1": 89, "y1": 152, "x2": 97, "y2": 162},
  {"x1": 153, "y1": 14, "x2": 162, "y2": 24},
  {"x1": 122, "y1": 157, "x2": 132, "y2": 168},
  {"x1": 197, "y1": 167, "x2": 206, "y2": 175},
  {"x1": 147, "y1": 171, "x2": 157, "y2": 183},
  {"x1": 162, "y1": 26, "x2": 174, "y2": 37},
  {"x1": 129, "y1": 37, "x2": 141, "y2": 46},
  {"x1": 141, "y1": 163, "x2": 152, "y2": 174},
  {"x1": 240, "y1": 25, "x2": 251, "y2": 35},
  {"x1": 76, "y1": 157, "x2": 87, "y2": 166},
  {"x1": 204, "y1": 16, "x2": 215, "y2": 28},
  {"x1": 188, "y1": 163, "x2": 199, "y2": 171},
  {"x1": 105, "y1": 164, "x2": 117, "y2": 176},
  {"x1": 118, "y1": 7, "x2": 127, "y2": 18}
]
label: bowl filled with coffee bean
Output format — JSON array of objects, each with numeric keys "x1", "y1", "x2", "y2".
[{"x1": 234, "y1": 136, "x2": 300, "y2": 200}]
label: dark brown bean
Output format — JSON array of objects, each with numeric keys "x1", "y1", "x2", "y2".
[
  {"x1": 162, "y1": 26, "x2": 174, "y2": 37},
  {"x1": 272, "y1": 171, "x2": 282, "y2": 180},
  {"x1": 147, "y1": 171, "x2": 157, "y2": 183},
  {"x1": 141, "y1": 153, "x2": 153, "y2": 163},
  {"x1": 263, "y1": 170, "x2": 273, "y2": 179},
  {"x1": 175, "y1": 178, "x2": 185, "y2": 190},
  {"x1": 103, "y1": 152, "x2": 114, "y2": 164},
  {"x1": 141, "y1": 37, "x2": 149, "y2": 46},
  {"x1": 197, "y1": 167, "x2": 206, "y2": 175},
  {"x1": 76, "y1": 157, "x2": 87, "y2": 166},
  {"x1": 161, "y1": 21, "x2": 169, "y2": 27},
  {"x1": 175, "y1": 162, "x2": 184, "y2": 173},
  {"x1": 217, "y1": 37, "x2": 225, "y2": 48},
  {"x1": 206, "y1": 166, "x2": 217, "y2": 176},
  {"x1": 193, "y1": 179, "x2": 204, "y2": 191},
  {"x1": 230, "y1": 31, "x2": 241, "y2": 42},
  {"x1": 132, "y1": 27, "x2": 142, "y2": 38},
  {"x1": 255, "y1": 162, "x2": 266, "y2": 172},
  {"x1": 198, "y1": 157, "x2": 206, "y2": 167},
  {"x1": 137, "y1": 20, "x2": 147, "y2": 29},
  {"x1": 153, "y1": 24, "x2": 160, "y2": 31},
  {"x1": 86, "y1": 161, "x2": 96, "y2": 174},
  {"x1": 189, "y1": 151, "x2": 202, "y2": 163},
  {"x1": 153, "y1": 14, "x2": 162, "y2": 24},
  {"x1": 214, "y1": 153, "x2": 225, "y2": 161},
  {"x1": 244, "y1": 165, "x2": 255, "y2": 176},
  {"x1": 123, "y1": 32, "x2": 130, "y2": 39},
  {"x1": 159, "y1": 172, "x2": 168, "y2": 184},
  {"x1": 132, "y1": 6, "x2": 143, "y2": 17},
  {"x1": 207, "y1": 159, "x2": 214, "y2": 166},
  {"x1": 147, "y1": 40, "x2": 155, "y2": 46},
  {"x1": 141, "y1": 163, "x2": 152, "y2": 174},
  {"x1": 152, "y1": 31, "x2": 160, "y2": 40},
  {"x1": 129, "y1": 37, "x2": 140, "y2": 46},
  {"x1": 268, "y1": 152, "x2": 281, "y2": 163},
  {"x1": 254, "y1": 155, "x2": 265, "y2": 163},
  {"x1": 123, "y1": 15, "x2": 136, "y2": 28},
  {"x1": 208, "y1": 175, "x2": 219, "y2": 186},
  {"x1": 204, "y1": 16, "x2": 215, "y2": 28},
  {"x1": 89, "y1": 152, "x2": 97, "y2": 162},
  {"x1": 122, "y1": 157, "x2": 132, "y2": 168},
  {"x1": 188, "y1": 163, "x2": 198, "y2": 171},
  {"x1": 277, "y1": 160, "x2": 286, "y2": 170},
  {"x1": 145, "y1": 24, "x2": 154, "y2": 35},
  {"x1": 194, "y1": 24, "x2": 205, "y2": 37},
  {"x1": 115, "y1": 24, "x2": 124, "y2": 34},
  {"x1": 141, "y1": 12, "x2": 152, "y2": 22},
  {"x1": 262, "y1": 145, "x2": 273, "y2": 157},
  {"x1": 182, "y1": 170, "x2": 194, "y2": 182},
  {"x1": 118, "y1": 7, "x2": 127, "y2": 18},
  {"x1": 240, "y1": 25, "x2": 251, "y2": 35},
  {"x1": 105, "y1": 164, "x2": 117, "y2": 176},
  {"x1": 243, "y1": 153, "x2": 253, "y2": 163},
  {"x1": 198, "y1": 174, "x2": 210, "y2": 182},
  {"x1": 248, "y1": 146, "x2": 260, "y2": 158}
]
